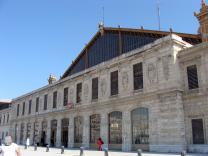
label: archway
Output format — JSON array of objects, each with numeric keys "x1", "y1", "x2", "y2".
[
  {"x1": 108, "y1": 111, "x2": 122, "y2": 150},
  {"x1": 74, "y1": 116, "x2": 83, "y2": 148},
  {"x1": 90, "y1": 114, "x2": 100, "y2": 149},
  {"x1": 61, "y1": 118, "x2": 69, "y2": 147},
  {"x1": 41, "y1": 121, "x2": 47, "y2": 146},
  {"x1": 131, "y1": 107, "x2": 149, "y2": 151},
  {"x1": 50, "y1": 119, "x2": 57, "y2": 147}
]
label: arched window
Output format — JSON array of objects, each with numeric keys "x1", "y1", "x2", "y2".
[
  {"x1": 109, "y1": 111, "x2": 122, "y2": 144},
  {"x1": 131, "y1": 107, "x2": 149, "y2": 144},
  {"x1": 90, "y1": 114, "x2": 100, "y2": 143},
  {"x1": 74, "y1": 116, "x2": 83, "y2": 143}
]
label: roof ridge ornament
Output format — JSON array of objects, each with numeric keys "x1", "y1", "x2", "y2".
[
  {"x1": 48, "y1": 74, "x2": 57, "y2": 84},
  {"x1": 99, "y1": 22, "x2": 104, "y2": 35}
]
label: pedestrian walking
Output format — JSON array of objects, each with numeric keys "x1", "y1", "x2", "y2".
[
  {"x1": 0, "y1": 136, "x2": 21, "y2": 156},
  {"x1": 97, "y1": 137, "x2": 104, "y2": 151},
  {"x1": 26, "y1": 137, "x2": 30, "y2": 148}
]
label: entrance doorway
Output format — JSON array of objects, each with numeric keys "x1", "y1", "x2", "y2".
[
  {"x1": 61, "y1": 118, "x2": 69, "y2": 147},
  {"x1": 51, "y1": 120, "x2": 57, "y2": 147}
]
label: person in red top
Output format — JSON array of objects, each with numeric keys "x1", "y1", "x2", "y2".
[{"x1": 97, "y1": 137, "x2": 104, "y2": 151}]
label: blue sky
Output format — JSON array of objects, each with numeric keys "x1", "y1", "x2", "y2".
[{"x1": 0, "y1": 0, "x2": 201, "y2": 99}]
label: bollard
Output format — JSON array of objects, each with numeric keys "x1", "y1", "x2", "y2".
[
  {"x1": 61, "y1": 146, "x2": 64, "y2": 154},
  {"x1": 104, "y1": 148, "x2": 108, "y2": 156},
  {"x1": 46, "y1": 145, "x2": 49, "y2": 152},
  {"x1": 137, "y1": 149, "x2": 142, "y2": 156},
  {"x1": 181, "y1": 150, "x2": 186, "y2": 156},
  {"x1": 34, "y1": 144, "x2": 37, "y2": 151},
  {"x1": 24, "y1": 144, "x2": 27, "y2": 149},
  {"x1": 80, "y1": 147, "x2": 84, "y2": 156}
]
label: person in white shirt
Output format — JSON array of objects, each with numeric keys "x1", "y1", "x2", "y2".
[
  {"x1": 26, "y1": 137, "x2": 30, "y2": 148},
  {"x1": 0, "y1": 136, "x2": 21, "y2": 156}
]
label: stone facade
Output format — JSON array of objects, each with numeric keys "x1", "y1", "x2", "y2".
[
  {"x1": 0, "y1": 102, "x2": 11, "y2": 143},
  {"x1": 5, "y1": 34, "x2": 208, "y2": 153}
]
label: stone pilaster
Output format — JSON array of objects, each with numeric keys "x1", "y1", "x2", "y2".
[
  {"x1": 30, "y1": 121, "x2": 34, "y2": 145},
  {"x1": 82, "y1": 114, "x2": 90, "y2": 148},
  {"x1": 122, "y1": 111, "x2": 131, "y2": 151},
  {"x1": 68, "y1": 116, "x2": 74, "y2": 148},
  {"x1": 23, "y1": 122, "x2": 27, "y2": 145},
  {"x1": 46, "y1": 119, "x2": 51, "y2": 146},
  {"x1": 100, "y1": 113, "x2": 108, "y2": 148},
  {"x1": 56, "y1": 118, "x2": 62, "y2": 147},
  {"x1": 16, "y1": 123, "x2": 21, "y2": 144}
]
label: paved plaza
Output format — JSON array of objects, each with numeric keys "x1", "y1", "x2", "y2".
[{"x1": 20, "y1": 146, "x2": 207, "y2": 156}]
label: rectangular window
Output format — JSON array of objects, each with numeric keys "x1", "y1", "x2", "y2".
[
  {"x1": 63, "y1": 88, "x2": 68, "y2": 106},
  {"x1": 192, "y1": 119, "x2": 205, "y2": 144},
  {"x1": 76, "y1": 83, "x2": 82, "y2": 103},
  {"x1": 44, "y1": 94, "x2": 48, "y2": 110},
  {"x1": 92, "y1": 77, "x2": 98, "y2": 100},
  {"x1": 17, "y1": 104, "x2": 20, "y2": 116},
  {"x1": 111, "y1": 71, "x2": 118, "y2": 96},
  {"x1": 53, "y1": 91, "x2": 57, "y2": 108},
  {"x1": 22, "y1": 102, "x2": 25, "y2": 116},
  {"x1": 28, "y1": 100, "x2": 32, "y2": 114},
  {"x1": 187, "y1": 65, "x2": 199, "y2": 89},
  {"x1": 133, "y1": 62, "x2": 143, "y2": 90},
  {"x1": 35, "y1": 97, "x2": 39, "y2": 112}
]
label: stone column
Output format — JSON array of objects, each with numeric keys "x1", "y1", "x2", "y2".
[
  {"x1": 46, "y1": 119, "x2": 51, "y2": 146},
  {"x1": 56, "y1": 117, "x2": 62, "y2": 147},
  {"x1": 82, "y1": 114, "x2": 90, "y2": 148},
  {"x1": 100, "y1": 113, "x2": 108, "y2": 148},
  {"x1": 68, "y1": 116, "x2": 74, "y2": 148},
  {"x1": 122, "y1": 111, "x2": 131, "y2": 151}
]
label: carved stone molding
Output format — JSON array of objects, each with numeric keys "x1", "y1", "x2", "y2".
[
  {"x1": 147, "y1": 63, "x2": 157, "y2": 84},
  {"x1": 83, "y1": 83, "x2": 89, "y2": 100},
  {"x1": 122, "y1": 71, "x2": 129, "y2": 90},
  {"x1": 100, "y1": 78, "x2": 107, "y2": 96},
  {"x1": 162, "y1": 55, "x2": 171, "y2": 80}
]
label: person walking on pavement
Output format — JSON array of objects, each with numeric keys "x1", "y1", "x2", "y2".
[
  {"x1": 97, "y1": 137, "x2": 104, "y2": 151},
  {"x1": 0, "y1": 136, "x2": 21, "y2": 156},
  {"x1": 26, "y1": 137, "x2": 30, "y2": 148}
]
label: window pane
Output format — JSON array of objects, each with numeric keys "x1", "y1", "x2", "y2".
[
  {"x1": 133, "y1": 63, "x2": 143, "y2": 90},
  {"x1": 22, "y1": 102, "x2": 25, "y2": 115},
  {"x1": 28, "y1": 100, "x2": 32, "y2": 114},
  {"x1": 63, "y1": 88, "x2": 68, "y2": 106},
  {"x1": 76, "y1": 83, "x2": 82, "y2": 103},
  {"x1": 111, "y1": 71, "x2": 118, "y2": 96},
  {"x1": 90, "y1": 114, "x2": 100, "y2": 143},
  {"x1": 92, "y1": 78, "x2": 98, "y2": 100},
  {"x1": 132, "y1": 107, "x2": 149, "y2": 144},
  {"x1": 187, "y1": 65, "x2": 199, "y2": 89},
  {"x1": 109, "y1": 111, "x2": 122, "y2": 144},
  {"x1": 192, "y1": 119, "x2": 205, "y2": 144},
  {"x1": 44, "y1": 94, "x2": 48, "y2": 110},
  {"x1": 53, "y1": 91, "x2": 57, "y2": 108},
  {"x1": 36, "y1": 97, "x2": 39, "y2": 112}
]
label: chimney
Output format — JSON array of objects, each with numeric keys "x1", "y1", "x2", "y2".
[
  {"x1": 195, "y1": 0, "x2": 208, "y2": 42},
  {"x1": 48, "y1": 74, "x2": 57, "y2": 85}
]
